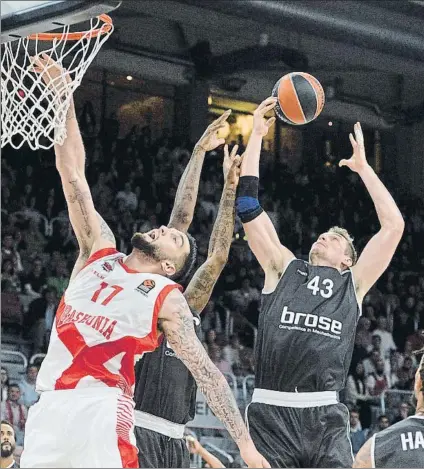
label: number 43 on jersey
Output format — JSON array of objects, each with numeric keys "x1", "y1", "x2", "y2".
[{"x1": 307, "y1": 276, "x2": 334, "y2": 298}]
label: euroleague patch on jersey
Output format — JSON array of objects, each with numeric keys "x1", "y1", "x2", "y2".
[{"x1": 136, "y1": 279, "x2": 156, "y2": 296}]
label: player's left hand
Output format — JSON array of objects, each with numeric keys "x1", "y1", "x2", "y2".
[
  {"x1": 240, "y1": 445, "x2": 271, "y2": 468},
  {"x1": 197, "y1": 110, "x2": 232, "y2": 152},
  {"x1": 339, "y1": 122, "x2": 370, "y2": 173},
  {"x1": 223, "y1": 144, "x2": 243, "y2": 188}
]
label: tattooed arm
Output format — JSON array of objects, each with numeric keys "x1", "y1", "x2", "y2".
[
  {"x1": 352, "y1": 437, "x2": 373, "y2": 468},
  {"x1": 168, "y1": 111, "x2": 231, "y2": 232},
  {"x1": 184, "y1": 147, "x2": 241, "y2": 313},
  {"x1": 158, "y1": 290, "x2": 269, "y2": 468},
  {"x1": 33, "y1": 55, "x2": 115, "y2": 257},
  {"x1": 69, "y1": 213, "x2": 115, "y2": 282}
]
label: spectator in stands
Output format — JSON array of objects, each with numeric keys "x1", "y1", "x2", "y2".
[
  {"x1": 116, "y1": 182, "x2": 138, "y2": 212},
  {"x1": 0, "y1": 385, "x2": 27, "y2": 446},
  {"x1": 363, "y1": 349, "x2": 382, "y2": 376},
  {"x1": 1, "y1": 260, "x2": 21, "y2": 294},
  {"x1": 18, "y1": 366, "x2": 39, "y2": 408},
  {"x1": 393, "y1": 402, "x2": 411, "y2": 423},
  {"x1": 21, "y1": 258, "x2": 47, "y2": 298},
  {"x1": 1, "y1": 420, "x2": 18, "y2": 468},
  {"x1": 393, "y1": 308, "x2": 415, "y2": 350},
  {"x1": 186, "y1": 435, "x2": 225, "y2": 468},
  {"x1": 206, "y1": 329, "x2": 217, "y2": 348},
  {"x1": 366, "y1": 358, "x2": 391, "y2": 398},
  {"x1": 46, "y1": 261, "x2": 68, "y2": 296},
  {"x1": 349, "y1": 408, "x2": 368, "y2": 455},
  {"x1": 209, "y1": 345, "x2": 232, "y2": 374},
  {"x1": 1, "y1": 368, "x2": 10, "y2": 402},
  {"x1": 22, "y1": 219, "x2": 47, "y2": 258},
  {"x1": 24, "y1": 288, "x2": 58, "y2": 354},
  {"x1": 345, "y1": 362, "x2": 372, "y2": 428},
  {"x1": 355, "y1": 317, "x2": 373, "y2": 352},
  {"x1": 228, "y1": 278, "x2": 260, "y2": 315},
  {"x1": 406, "y1": 329, "x2": 424, "y2": 352},
  {"x1": 1, "y1": 233, "x2": 23, "y2": 273},
  {"x1": 373, "y1": 316, "x2": 397, "y2": 360},
  {"x1": 367, "y1": 414, "x2": 391, "y2": 439}
]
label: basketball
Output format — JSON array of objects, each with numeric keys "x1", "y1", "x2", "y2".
[{"x1": 272, "y1": 72, "x2": 325, "y2": 125}]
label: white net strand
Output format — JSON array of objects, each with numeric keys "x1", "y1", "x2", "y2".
[{"x1": 1, "y1": 16, "x2": 113, "y2": 150}]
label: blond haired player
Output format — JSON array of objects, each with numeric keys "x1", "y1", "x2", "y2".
[
  {"x1": 235, "y1": 97, "x2": 405, "y2": 467},
  {"x1": 20, "y1": 54, "x2": 269, "y2": 469}
]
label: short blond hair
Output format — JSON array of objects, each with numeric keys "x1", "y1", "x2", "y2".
[{"x1": 329, "y1": 226, "x2": 358, "y2": 265}]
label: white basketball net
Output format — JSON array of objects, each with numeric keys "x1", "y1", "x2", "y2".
[{"x1": 1, "y1": 16, "x2": 113, "y2": 150}]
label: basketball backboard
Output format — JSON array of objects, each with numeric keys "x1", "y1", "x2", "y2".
[{"x1": 1, "y1": 0, "x2": 121, "y2": 43}]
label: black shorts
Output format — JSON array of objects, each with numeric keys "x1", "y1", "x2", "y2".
[
  {"x1": 246, "y1": 402, "x2": 354, "y2": 468},
  {"x1": 134, "y1": 426, "x2": 190, "y2": 468}
]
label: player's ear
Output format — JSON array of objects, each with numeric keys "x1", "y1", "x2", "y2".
[
  {"x1": 343, "y1": 256, "x2": 353, "y2": 268},
  {"x1": 161, "y1": 260, "x2": 176, "y2": 277}
]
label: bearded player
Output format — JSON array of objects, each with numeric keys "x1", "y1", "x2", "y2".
[
  {"x1": 353, "y1": 348, "x2": 424, "y2": 468},
  {"x1": 134, "y1": 134, "x2": 240, "y2": 468},
  {"x1": 20, "y1": 54, "x2": 268, "y2": 469},
  {"x1": 235, "y1": 97, "x2": 404, "y2": 467}
]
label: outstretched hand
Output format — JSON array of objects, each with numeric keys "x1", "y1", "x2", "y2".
[
  {"x1": 339, "y1": 122, "x2": 370, "y2": 173},
  {"x1": 253, "y1": 97, "x2": 277, "y2": 137},
  {"x1": 30, "y1": 53, "x2": 71, "y2": 88},
  {"x1": 197, "y1": 110, "x2": 232, "y2": 152},
  {"x1": 223, "y1": 144, "x2": 243, "y2": 188}
]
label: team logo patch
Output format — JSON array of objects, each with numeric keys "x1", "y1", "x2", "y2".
[
  {"x1": 102, "y1": 261, "x2": 114, "y2": 272},
  {"x1": 136, "y1": 279, "x2": 156, "y2": 295}
]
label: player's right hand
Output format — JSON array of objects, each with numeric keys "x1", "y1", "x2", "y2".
[
  {"x1": 30, "y1": 53, "x2": 71, "y2": 90},
  {"x1": 197, "y1": 110, "x2": 232, "y2": 152},
  {"x1": 240, "y1": 443, "x2": 271, "y2": 468},
  {"x1": 252, "y1": 96, "x2": 277, "y2": 137}
]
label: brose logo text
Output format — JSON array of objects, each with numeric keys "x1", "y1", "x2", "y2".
[{"x1": 279, "y1": 306, "x2": 342, "y2": 339}]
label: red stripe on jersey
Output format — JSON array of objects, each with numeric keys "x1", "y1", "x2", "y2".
[
  {"x1": 54, "y1": 322, "x2": 165, "y2": 395},
  {"x1": 83, "y1": 247, "x2": 120, "y2": 270},
  {"x1": 148, "y1": 283, "x2": 183, "y2": 348},
  {"x1": 116, "y1": 395, "x2": 138, "y2": 468}
]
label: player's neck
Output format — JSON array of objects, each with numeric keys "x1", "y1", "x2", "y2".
[
  {"x1": 415, "y1": 397, "x2": 424, "y2": 416},
  {"x1": 310, "y1": 258, "x2": 342, "y2": 271},
  {"x1": 1, "y1": 455, "x2": 14, "y2": 467},
  {"x1": 123, "y1": 252, "x2": 163, "y2": 275}
]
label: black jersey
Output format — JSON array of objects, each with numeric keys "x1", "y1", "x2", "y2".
[
  {"x1": 255, "y1": 259, "x2": 360, "y2": 393},
  {"x1": 373, "y1": 415, "x2": 424, "y2": 468},
  {"x1": 133, "y1": 311, "x2": 201, "y2": 425}
]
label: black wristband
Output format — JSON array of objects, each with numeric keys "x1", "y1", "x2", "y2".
[{"x1": 237, "y1": 176, "x2": 259, "y2": 198}]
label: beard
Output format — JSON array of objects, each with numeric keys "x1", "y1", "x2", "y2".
[
  {"x1": 1, "y1": 442, "x2": 15, "y2": 458},
  {"x1": 131, "y1": 233, "x2": 163, "y2": 262}
]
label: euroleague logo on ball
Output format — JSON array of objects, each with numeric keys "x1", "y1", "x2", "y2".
[{"x1": 272, "y1": 72, "x2": 325, "y2": 125}]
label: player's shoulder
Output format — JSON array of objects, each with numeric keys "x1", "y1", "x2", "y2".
[{"x1": 376, "y1": 416, "x2": 420, "y2": 440}]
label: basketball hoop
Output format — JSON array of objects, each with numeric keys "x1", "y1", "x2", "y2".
[{"x1": 1, "y1": 14, "x2": 114, "y2": 150}]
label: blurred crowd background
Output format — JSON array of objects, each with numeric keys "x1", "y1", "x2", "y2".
[{"x1": 1, "y1": 104, "x2": 423, "y2": 461}]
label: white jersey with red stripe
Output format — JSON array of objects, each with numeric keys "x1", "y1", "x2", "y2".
[{"x1": 36, "y1": 248, "x2": 182, "y2": 397}]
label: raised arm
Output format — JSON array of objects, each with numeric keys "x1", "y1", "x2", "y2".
[
  {"x1": 340, "y1": 123, "x2": 404, "y2": 300},
  {"x1": 158, "y1": 290, "x2": 269, "y2": 468},
  {"x1": 184, "y1": 145, "x2": 241, "y2": 313},
  {"x1": 352, "y1": 437, "x2": 374, "y2": 468},
  {"x1": 168, "y1": 111, "x2": 231, "y2": 232},
  {"x1": 33, "y1": 54, "x2": 115, "y2": 258},
  {"x1": 69, "y1": 212, "x2": 115, "y2": 282},
  {"x1": 238, "y1": 97, "x2": 295, "y2": 292}
]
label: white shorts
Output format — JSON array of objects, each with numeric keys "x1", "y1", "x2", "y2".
[{"x1": 20, "y1": 387, "x2": 138, "y2": 468}]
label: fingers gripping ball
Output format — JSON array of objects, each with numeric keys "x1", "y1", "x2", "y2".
[{"x1": 272, "y1": 72, "x2": 325, "y2": 125}]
